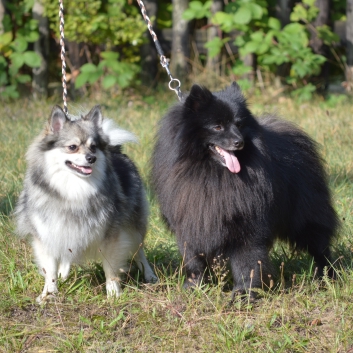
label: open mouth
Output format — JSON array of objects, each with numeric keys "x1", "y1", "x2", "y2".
[
  {"x1": 65, "y1": 161, "x2": 93, "y2": 176},
  {"x1": 209, "y1": 145, "x2": 241, "y2": 174}
]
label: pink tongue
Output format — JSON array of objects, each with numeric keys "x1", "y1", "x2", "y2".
[
  {"x1": 220, "y1": 148, "x2": 241, "y2": 173},
  {"x1": 78, "y1": 166, "x2": 92, "y2": 174}
]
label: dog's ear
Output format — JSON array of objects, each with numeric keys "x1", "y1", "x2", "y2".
[
  {"x1": 85, "y1": 105, "x2": 103, "y2": 127},
  {"x1": 231, "y1": 81, "x2": 241, "y2": 91},
  {"x1": 49, "y1": 105, "x2": 68, "y2": 133},
  {"x1": 184, "y1": 85, "x2": 213, "y2": 113}
]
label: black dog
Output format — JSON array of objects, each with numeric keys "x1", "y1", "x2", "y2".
[{"x1": 152, "y1": 82, "x2": 339, "y2": 295}]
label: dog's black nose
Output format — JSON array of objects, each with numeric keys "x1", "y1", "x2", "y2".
[
  {"x1": 86, "y1": 154, "x2": 96, "y2": 164},
  {"x1": 234, "y1": 139, "x2": 244, "y2": 150}
]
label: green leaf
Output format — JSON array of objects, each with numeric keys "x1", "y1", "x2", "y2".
[
  {"x1": 80, "y1": 63, "x2": 98, "y2": 73},
  {"x1": 75, "y1": 72, "x2": 90, "y2": 88},
  {"x1": 232, "y1": 61, "x2": 252, "y2": 76},
  {"x1": 16, "y1": 74, "x2": 31, "y2": 83},
  {"x1": 100, "y1": 51, "x2": 119, "y2": 61},
  {"x1": 9, "y1": 52, "x2": 25, "y2": 70},
  {"x1": 248, "y1": 3, "x2": 263, "y2": 20},
  {"x1": 11, "y1": 36, "x2": 28, "y2": 53},
  {"x1": 268, "y1": 17, "x2": 281, "y2": 30},
  {"x1": 317, "y1": 25, "x2": 339, "y2": 45},
  {"x1": 204, "y1": 37, "x2": 229, "y2": 58},
  {"x1": 1, "y1": 85, "x2": 19, "y2": 99},
  {"x1": 233, "y1": 6, "x2": 252, "y2": 25},
  {"x1": 189, "y1": 1, "x2": 204, "y2": 11},
  {"x1": 224, "y1": 2, "x2": 237, "y2": 14},
  {"x1": 250, "y1": 31, "x2": 264, "y2": 43},
  {"x1": 116, "y1": 72, "x2": 134, "y2": 88},
  {"x1": 290, "y1": 5, "x2": 308, "y2": 22},
  {"x1": 182, "y1": 9, "x2": 197, "y2": 20},
  {"x1": 183, "y1": 1, "x2": 211, "y2": 20},
  {"x1": 24, "y1": 31, "x2": 39, "y2": 43},
  {"x1": 0, "y1": 32, "x2": 13, "y2": 47},
  {"x1": 88, "y1": 70, "x2": 103, "y2": 84},
  {"x1": 241, "y1": 41, "x2": 259, "y2": 54},
  {"x1": 291, "y1": 83, "x2": 316, "y2": 102},
  {"x1": 212, "y1": 12, "x2": 234, "y2": 32},
  {"x1": 23, "y1": 51, "x2": 41, "y2": 67},
  {"x1": 257, "y1": 42, "x2": 270, "y2": 54},
  {"x1": 0, "y1": 71, "x2": 8, "y2": 86},
  {"x1": 106, "y1": 60, "x2": 123, "y2": 73},
  {"x1": 234, "y1": 35, "x2": 246, "y2": 47},
  {"x1": 302, "y1": 0, "x2": 316, "y2": 7},
  {"x1": 0, "y1": 56, "x2": 7, "y2": 66},
  {"x1": 102, "y1": 75, "x2": 117, "y2": 89}
]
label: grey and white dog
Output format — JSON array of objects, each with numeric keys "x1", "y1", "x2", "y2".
[{"x1": 14, "y1": 105, "x2": 157, "y2": 302}]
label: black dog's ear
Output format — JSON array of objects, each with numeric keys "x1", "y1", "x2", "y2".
[
  {"x1": 184, "y1": 84, "x2": 213, "y2": 113},
  {"x1": 84, "y1": 105, "x2": 103, "y2": 127},
  {"x1": 231, "y1": 81, "x2": 241, "y2": 91},
  {"x1": 227, "y1": 81, "x2": 247, "y2": 104},
  {"x1": 49, "y1": 105, "x2": 69, "y2": 133}
]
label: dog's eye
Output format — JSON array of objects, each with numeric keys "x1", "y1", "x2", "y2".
[
  {"x1": 91, "y1": 145, "x2": 97, "y2": 153},
  {"x1": 213, "y1": 125, "x2": 223, "y2": 131},
  {"x1": 236, "y1": 122, "x2": 243, "y2": 128},
  {"x1": 68, "y1": 145, "x2": 78, "y2": 151}
]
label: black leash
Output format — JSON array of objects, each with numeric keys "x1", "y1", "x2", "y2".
[{"x1": 136, "y1": 0, "x2": 183, "y2": 101}]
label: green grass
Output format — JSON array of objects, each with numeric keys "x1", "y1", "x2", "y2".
[{"x1": 1, "y1": 89, "x2": 353, "y2": 352}]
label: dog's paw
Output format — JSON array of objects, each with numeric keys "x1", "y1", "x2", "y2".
[
  {"x1": 106, "y1": 279, "x2": 122, "y2": 298},
  {"x1": 145, "y1": 273, "x2": 159, "y2": 284},
  {"x1": 36, "y1": 293, "x2": 57, "y2": 304},
  {"x1": 183, "y1": 276, "x2": 201, "y2": 290},
  {"x1": 36, "y1": 282, "x2": 58, "y2": 304}
]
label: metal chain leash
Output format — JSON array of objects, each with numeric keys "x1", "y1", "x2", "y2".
[
  {"x1": 136, "y1": 0, "x2": 183, "y2": 101},
  {"x1": 59, "y1": 0, "x2": 68, "y2": 116}
]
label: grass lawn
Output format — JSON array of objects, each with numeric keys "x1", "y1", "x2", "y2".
[{"x1": 0, "y1": 88, "x2": 353, "y2": 352}]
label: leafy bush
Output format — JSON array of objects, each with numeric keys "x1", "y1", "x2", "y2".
[
  {"x1": 0, "y1": 0, "x2": 41, "y2": 99},
  {"x1": 43, "y1": 0, "x2": 146, "y2": 90},
  {"x1": 184, "y1": 0, "x2": 340, "y2": 100},
  {"x1": 75, "y1": 52, "x2": 139, "y2": 90}
]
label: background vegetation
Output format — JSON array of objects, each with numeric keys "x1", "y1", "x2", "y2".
[{"x1": 0, "y1": 0, "x2": 352, "y2": 101}]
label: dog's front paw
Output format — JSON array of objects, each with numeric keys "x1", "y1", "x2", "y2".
[
  {"x1": 106, "y1": 279, "x2": 122, "y2": 298},
  {"x1": 36, "y1": 292, "x2": 57, "y2": 304},
  {"x1": 145, "y1": 273, "x2": 159, "y2": 284},
  {"x1": 36, "y1": 282, "x2": 58, "y2": 304}
]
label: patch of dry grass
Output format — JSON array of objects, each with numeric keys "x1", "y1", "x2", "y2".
[{"x1": 0, "y1": 88, "x2": 353, "y2": 352}]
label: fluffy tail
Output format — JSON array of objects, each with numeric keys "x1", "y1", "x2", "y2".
[{"x1": 102, "y1": 119, "x2": 138, "y2": 146}]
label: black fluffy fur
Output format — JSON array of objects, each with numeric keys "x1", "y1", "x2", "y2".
[{"x1": 152, "y1": 82, "x2": 339, "y2": 294}]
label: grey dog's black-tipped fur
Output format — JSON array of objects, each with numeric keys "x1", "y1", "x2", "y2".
[{"x1": 152, "y1": 82, "x2": 339, "y2": 294}]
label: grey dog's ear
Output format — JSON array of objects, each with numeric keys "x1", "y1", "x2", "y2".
[
  {"x1": 84, "y1": 105, "x2": 103, "y2": 127},
  {"x1": 49, "y1": 105, "x2": 69, "y2": 133}
]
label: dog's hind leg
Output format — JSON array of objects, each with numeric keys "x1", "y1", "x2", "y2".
[
  {"x1": 181, "y1": 251, "x2": 208, "y2": 289},
  {"x1": 99, "y1": 230, "x2": 136, "y2": 298},
  {"x1": 100, "y1": 250, "x2": 124, "y2": 298},
  {"x1": 296, "y1": 223, "x2": 335, "y2": 278},
  {"x1": 33, "y1": 237, "x2": 59, "y2": 303},
  {"x1": 133, "y1": 246, "x2": 158, "y2": 283}
]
